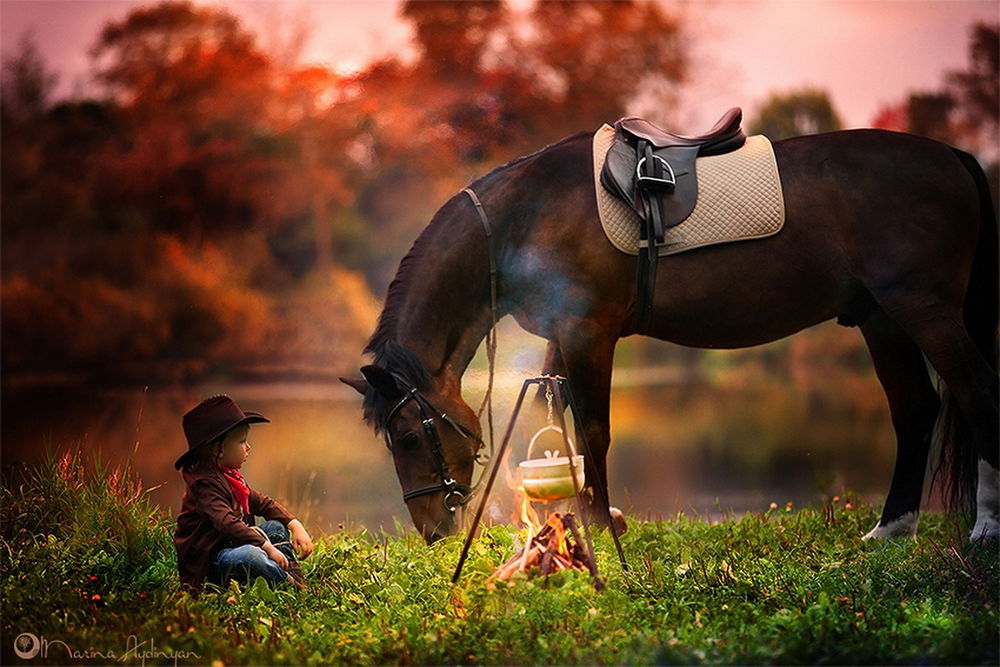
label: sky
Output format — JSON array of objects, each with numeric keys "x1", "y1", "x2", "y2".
[{"x1": 1, "y1": 0, "x2": 997, "y2": 131}]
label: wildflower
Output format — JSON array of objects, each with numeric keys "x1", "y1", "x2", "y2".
[
  {"x1": 187, "y1": 626, "x2": 196, "y2": 633},
  {"x1": 837, "y1": 597, "x2": 851, "y2": 603},
  {"x1": 833, "y1": 496, "x2": 841, "y2": 503},
  {"x1": 91, "y1": 594, "x2": 101, "y2": 601},
  {"x1": 139, "y1": 593, "x2": 148, "y2": 600},
  {"x1": 226, "y1": 596, "x2": 237, "y2": 605},
  {"x1": 856, "y1": 612, "x2": 865, "y2": 618},
  {"x1": 89, "y1": 575, "x2": 97, "y2": 582},
  {"x1": 785, "y1": 501, "x2": 793, "y2": 509},
  {"x1": 769, "y1": 502, "x2": 778, "y2": 510},
  {"x1": 845, "y1": 502, "x2": 854, "y2": 510}
]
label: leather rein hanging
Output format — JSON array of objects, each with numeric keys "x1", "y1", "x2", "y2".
[{"x1": 379, "y1": 187, "x2": 499, "y2": 513}]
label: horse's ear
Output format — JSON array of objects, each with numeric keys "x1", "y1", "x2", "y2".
[
  {"x1": 339, "y1": 376, "x2": 369, "y2": 396},
  {"x1": 360, "y1": 364, "x2": 403, "y2": 400}
]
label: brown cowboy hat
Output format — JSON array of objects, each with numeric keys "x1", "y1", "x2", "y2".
[{"x1": 175, "y1": 395, "x2": 270, "y2": 469}]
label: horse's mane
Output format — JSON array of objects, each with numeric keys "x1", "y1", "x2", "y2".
[{"x1": 361, "y1": 130, "x2": 592, "y2": 431}]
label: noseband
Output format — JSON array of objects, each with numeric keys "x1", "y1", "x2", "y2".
[{"x1": 381, "y1": 374, "x2": 488, "y2": 513}]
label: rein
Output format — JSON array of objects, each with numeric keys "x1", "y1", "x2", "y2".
[
  {"x1": 380, "y1": 187, "x2": 500, "y2": 514},
  {"x1": 464, "y1": 187, "x2": 498, "y2": 461}
]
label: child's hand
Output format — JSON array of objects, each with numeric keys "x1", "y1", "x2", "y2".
[
  {"x1": 288, "y1": 519, "x2": 314, "y2": 560},
  {"x1": 263, "y1": 541, "x2": 289, "y2": 570}
]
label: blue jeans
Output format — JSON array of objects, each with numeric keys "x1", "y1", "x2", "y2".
[{"x1": 209, "y1": 520, "x2": 295, "y2": 588}]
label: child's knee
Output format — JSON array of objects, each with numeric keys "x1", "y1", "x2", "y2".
[
  {"x1": 260, "y1": 520, "x2": 288, "y2": 543},
  {"x1": 217, "y1": 545, "x2": 286, "y2": 584},
  {"x1": 218, "y1": 544, "x2": 268, "y2": 570}
]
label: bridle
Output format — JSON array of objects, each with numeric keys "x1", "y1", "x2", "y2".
[
  {"x1": 379, "y1": 187, "x2": 499, "y2": 515},
  {"x1": 381, "y1": 373, "x2": 490, "y2": 512}
]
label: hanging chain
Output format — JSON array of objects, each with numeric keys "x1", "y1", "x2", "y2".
[{"x1": 545, "y1": 383, "x2": 554, "y2": 426}]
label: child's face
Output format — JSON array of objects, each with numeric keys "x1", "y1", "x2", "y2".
[{"x1": 217, "y1": 424, "x2": 252, "y2": 468}]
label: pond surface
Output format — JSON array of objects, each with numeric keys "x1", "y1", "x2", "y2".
[{"x1": 2, "y1": 363, "x2": 902, "y2": 535}]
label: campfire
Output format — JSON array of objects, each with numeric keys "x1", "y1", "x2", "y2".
[
  {"x1": 451, "y1": 376, "x2": 625, "y2": 587},
  {"x1": 489, "y1": 512, "x2": 602, "y2": 588}
]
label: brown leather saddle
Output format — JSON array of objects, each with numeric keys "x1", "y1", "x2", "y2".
[{"x1": 599, "y1": 108, "x2": 746, "y2": 331}]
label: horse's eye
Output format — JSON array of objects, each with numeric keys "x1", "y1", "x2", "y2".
[{"x1": 398, "y1": 432, "x2": 420, "y2": 450}]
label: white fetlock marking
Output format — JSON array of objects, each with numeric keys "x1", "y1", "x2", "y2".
[
  {"x1": 609, "y1": 506, "x2": 628, "y2": 536},
  {"x1": 862, "y1": 512, "x2": 919, "y2": 540},
  {"x1": 970, "y1": 460, "x2": 1000, "y2": 542}
]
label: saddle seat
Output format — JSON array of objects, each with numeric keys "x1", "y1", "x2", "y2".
[{"x1": 615, "y1": 107, "x2": 745, "y2": 156}]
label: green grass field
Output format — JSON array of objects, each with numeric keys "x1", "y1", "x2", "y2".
[{"x1": 2, "y1": 451, "x2": 997, "y2": 665}]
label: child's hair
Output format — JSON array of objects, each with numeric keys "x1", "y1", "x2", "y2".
[{"x1": 183, "y1": 435, "x2": 226, "y2": 471}]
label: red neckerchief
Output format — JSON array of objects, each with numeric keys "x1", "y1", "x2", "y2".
[{"x1": 219, "y1": 466, "x2": 250, "y2": 515}]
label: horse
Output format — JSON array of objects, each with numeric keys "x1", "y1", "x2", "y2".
[{"x1": 342, "y1": 119, "x2": 998, "y2": 545}]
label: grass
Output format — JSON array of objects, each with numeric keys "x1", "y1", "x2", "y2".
[{"x1": 2, "y1": 451, "x2": 997, "y2": 665}]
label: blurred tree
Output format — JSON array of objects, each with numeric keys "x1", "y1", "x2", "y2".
[
  {"x1": 89, "y1": 0, "x2": 364, "y2": 276},
  {"x1": 748, "y1": 89, "x2": 843, "y2": 140},
  {"x1": 905, "y1": 92, "x2": 956, "y2": 144},
  {"x1": 946, "y1": 23, "x2": 998, "y2": 155},
  {"x1": 349, "y1": 0, "x2": 691, "y2": 288},
  {"x1": 870, "y1": 22, "x2": 998, "y2": 204},
  {"x1": 90, "y1": 1, "x2": 277, "y2": 243},
  {"x1": 525, "y1": 0, "x2": 688, "y2": 134},
  {"x1": 402, "y1": 1, "x2": 506, "y2": 79},
  {"x1": 1, "y1": 35, "x2": 117, "y2": 276},
  {"x1": 872, "y1": 23, "x2": 997, "y2": 151},
  {"x1": 1, "y1": 31, "x2": 58, "y2": 121},
  {"x1": 870, "y1": 102, "x2": 907, "y2": 133}
]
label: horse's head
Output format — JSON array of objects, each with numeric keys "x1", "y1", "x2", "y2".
[{"x1": 341, "y1": 364, "x2": 483, "y2": 543}]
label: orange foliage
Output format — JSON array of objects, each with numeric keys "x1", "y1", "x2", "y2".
[{"x1": 1, "y1": 0, "x2": 695, "y2": 383}]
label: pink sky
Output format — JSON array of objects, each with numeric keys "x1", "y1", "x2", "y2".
[{"x1": 1, "y1": 0, "x2": 997, "y2": 130}]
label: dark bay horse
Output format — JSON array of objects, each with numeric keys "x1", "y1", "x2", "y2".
[{"x1": 342, "y1": 124, "x2": 998, "y2": 545}]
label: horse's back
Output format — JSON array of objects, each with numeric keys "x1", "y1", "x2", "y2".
[{"x1": 775, "y1": 130, "x2": 981, "y2": 309}]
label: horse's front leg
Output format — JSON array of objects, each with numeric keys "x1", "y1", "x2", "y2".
[{"x1": 551, "y1": 322, "x2": 625, "y2": 534}]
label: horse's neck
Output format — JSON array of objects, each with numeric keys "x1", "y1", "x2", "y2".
[{"x1": 393, "y1": 205, "x2": 498, "y2": 385}]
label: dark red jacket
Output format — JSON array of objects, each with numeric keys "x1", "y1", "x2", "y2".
[{"x1": 174, "y1": 460, "x2": 294, "y2": 592}]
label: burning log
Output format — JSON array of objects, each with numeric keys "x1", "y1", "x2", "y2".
[{"x1": 489, "y1": 513, "x2": 601, "y2": 587}]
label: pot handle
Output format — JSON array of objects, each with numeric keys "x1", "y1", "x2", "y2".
[{"x1": 525, "y1": 424, "x2": 578, "y2": 461}]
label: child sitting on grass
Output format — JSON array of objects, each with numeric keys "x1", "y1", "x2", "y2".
[{"x1": 174, "y1": 395, "x2": 313, "y2": 593}]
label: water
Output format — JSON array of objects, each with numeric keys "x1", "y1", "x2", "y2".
[{"x1": 1, "y1": 368, "x2": 899, "y2": 535}]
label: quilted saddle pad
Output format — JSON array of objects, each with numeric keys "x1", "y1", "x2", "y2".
[{"x1": 592, "y1": 123, "x2": 786, "y2": 256}]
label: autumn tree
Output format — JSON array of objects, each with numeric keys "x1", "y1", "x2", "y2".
[
  {"x1": 525, "y1": 0, "x2": 688, "y2": 134},
  {"x1": 748, "y1": 89, "x2": 843, "y2": 140},
  {"x1": 872, "y1": 23, "x2": 997, "y2": 152},
  {"x1": 347, "y1": 0, "x2": 691, "y2": 287},
  {"x1": 1, "y1": 31, "x2": 58, "y2": 121},
  {"x1": 946, "y1": 23, "x2": 998, "y2": 156}
]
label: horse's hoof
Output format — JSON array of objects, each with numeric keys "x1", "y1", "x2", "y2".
[
  {"x1": 969, "y1": 517, "x2": 1000, "y2": 544},
  {"x1": 862, "y1": 512, "x2": 919, "y2": 540},
  {"x1": 610, "y1": 506, "x2": 628, "y2": 536}
]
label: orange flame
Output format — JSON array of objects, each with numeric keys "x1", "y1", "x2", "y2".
[{"x1": 501, "y1": 446, "x2": 544, "y2": 533}]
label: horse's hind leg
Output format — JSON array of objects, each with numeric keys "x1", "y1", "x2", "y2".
[
  {"x1": 860, "y1": 310, "x2": 940, "y2": 539},
  {"x1": 891, "y1": 308, "x2": 999, "y2": 540}
]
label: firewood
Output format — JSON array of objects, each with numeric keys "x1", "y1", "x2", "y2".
[
  {"x1": 488, "y1": 512, "x2": 600, "y2": 585},
  {"x1": 539, "y1": 546, "x2": 555, "y2": 575}
]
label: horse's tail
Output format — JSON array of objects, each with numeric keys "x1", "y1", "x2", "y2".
[{"x1": 933, "y1": 148, "x2": 998, "y2": 512}]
